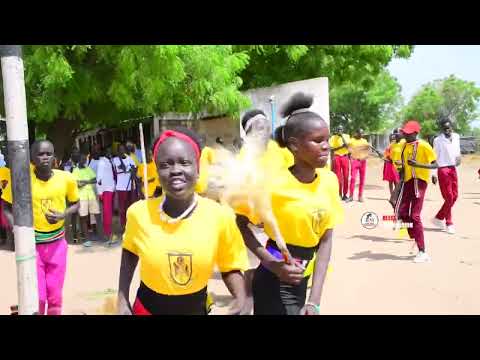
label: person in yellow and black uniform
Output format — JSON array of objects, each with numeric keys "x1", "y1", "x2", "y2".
[
  {"x1": 137, "y1": 148, "x2": 161, "y2": 199},
  {"x1": 117, "y1": 127, "x2": 249, "y2": 315},
  {"x1": 237, "y1": 109, "x2": 295, "y2": 314},
  {"x1": 236, "y1": 93, "x2": 343, "y2": 315}
]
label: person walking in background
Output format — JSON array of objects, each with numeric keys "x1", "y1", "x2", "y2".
[
  {"x1": 97, "y1": 147, "x2": 117, "y2": 245},
  {"x1": 431, "y1": 118, "x2": 461, "y2": 235},
  {"x1": 126, "y1": 140, "x2": 141, "y2": 168},
  {"x1": 383, "y1": 133, "x2": 401, "y2": 196},
  {"x1": 396, "y1": 120, "x2": 437, "y2": 263},
  {"x1": 88, "y1": 143, "x2": 102, "y2": 175},
  {"x1": 195, "y1": 135, "x2": 217, "y2": 195},
  {"x1": 137, "y1": 148, "x2": 161, "y2": 199},
  {"x1": 112, "y1": 144, "x2": 137, "y2": 233},
  {"x1": 329, "y1": 125, "x2": 351, "y2": 200},
  {"x1": 347, "y1": 129, "x2": 371, "y2": 203},
  {"x1": 72, "y1": 153, "x2": 102, "y2": 247}
]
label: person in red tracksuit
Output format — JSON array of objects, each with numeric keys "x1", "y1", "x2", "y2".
[
  {"x1": 431, "y1": 119, "x2": 461, "y2": 235},
  {"x1": 329, "y1": 125, "x2": 351, "y2": 200}
]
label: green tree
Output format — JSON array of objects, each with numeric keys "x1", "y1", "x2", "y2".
[
  {"x1": 329, "y1": 70, "x2": 403, "y2": 133},
  {"x1": 1, "y1": 45, "x2": 414, "y2": 159},
  {"x1": 236, "y1": 45, "x2": 413, "y2": 90},
  {"x1": 402, "y1": 75, "x2": 480, "y2": 138},
  {"x1": 1, "y1": 45, "x2": 251, "y2": 159}
]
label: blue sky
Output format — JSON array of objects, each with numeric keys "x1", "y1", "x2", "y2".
[{"x1": 387, "y1": 45, "x2": 480, "y2": 127}]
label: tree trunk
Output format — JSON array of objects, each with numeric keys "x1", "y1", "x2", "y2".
[{"x1": 46, "y1": 118, "x2": 80, "y2": 162}]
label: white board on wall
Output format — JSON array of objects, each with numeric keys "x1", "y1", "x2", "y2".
[{"x1": 240, "y1": 77, "x2": 329, "y2": 138}]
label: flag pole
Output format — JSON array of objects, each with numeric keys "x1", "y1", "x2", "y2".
[
  {"x1": 139, "y1": 123, "x2": 148, "y2": 200},
  {"x1": 0, "y1": 45, "x2": 38, "y2": 315}
]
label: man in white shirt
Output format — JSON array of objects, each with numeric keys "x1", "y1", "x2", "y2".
[
  {"x1": 431, "y1": 119, "x2": 461, "y2": 234},
  {"x1": 112, "y1": 144, "x2": 137, "y2": 232},
  {"x1": 88, "y1": 143, "x2": 102, "y2": 175},
  {"x1": 96, "y1": 147, "x2": 116, "y2": 243}
]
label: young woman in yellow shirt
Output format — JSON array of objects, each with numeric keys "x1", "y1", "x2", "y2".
[
  {"x1": 117, "y1": 127, "x2": 248, "y2": 315},
  {"x1": 236, "y1": 93, "x2": 343, "y2": 315}
]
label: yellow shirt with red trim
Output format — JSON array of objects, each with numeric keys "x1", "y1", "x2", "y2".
[
  {"x1": 137, "y1": 161, "x2": 160, "y2": 198},
  {"x1": 348, "y1": 137, "x2": 370, "y2": 160},
  {"x1": 402, "y1": 139, "x2": 437, "y2": 183},
  {"x1": 1, "y1": 169, "x2": 79, "y2": 232},
  {"x1": 122, "y1": 196, "x2": 249, "y2": 296},
  {"x1": 329, "y1": 134, "x2": 351, "y2": 156},
  {"x1": 195, "y1": 146, "x2": 216, "y2": 194},
  {"x1": 241, "y1": 167, "x2": 344, "y2": 248}
]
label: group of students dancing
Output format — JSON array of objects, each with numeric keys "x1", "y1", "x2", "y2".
[{"x1": 1, "y1": 90, "x2": 467, "y2": 315}]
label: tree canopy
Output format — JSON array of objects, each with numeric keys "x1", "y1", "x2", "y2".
[
  {"x1": 0, "y1": 45, "x2": 414, "y2": 158},
  {"x1": 401, "y1": 75, "x2": 480, "y2": 137},
  {"x1": 329, "y1": 70, "x2": 403, "y2": 133}
]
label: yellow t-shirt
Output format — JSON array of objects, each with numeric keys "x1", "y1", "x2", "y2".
[
  {"x1": 402, "y1": 139, "x2": 437, "y2": 183},
  {"x1": 242, "y1": 167, "x2": 344, "y2": 248},
  {"x1": 329, "y1": 134, "x2": 351, "y2": 156},
  {"x1": 2, "y1": 169, "x2": 79, "y2": 232},
  {"x1": 195, "y1": 146, "x2": 216, "y2": 194},
  {"x1": 122, "y1": 196, "x2": 249, "y2": 295},
  {"x1": 0, "y1": 167, "x2": 11, "y2": 189},
  {"x1": 348, "y1": 138, "x2": 370, "y2": 160},
  {"x1": 390, "y1": 139, "x2": 406, "y2": 168},
  {"x1": 137, "y1": 161, "x2": 160, "y2": 198}
]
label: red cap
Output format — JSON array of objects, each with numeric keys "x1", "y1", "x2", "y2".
[{"x1": 401, "y1": 120, "x2": 421, "y2": 134}]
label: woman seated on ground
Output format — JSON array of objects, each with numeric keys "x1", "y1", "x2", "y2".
[{"x1": 117, "y1": 127, "x2": 248, "y2": 315}]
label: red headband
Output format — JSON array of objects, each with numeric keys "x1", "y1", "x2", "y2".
[{"x1": 153, "y1": 130, "x2": 201, "y2": 169}]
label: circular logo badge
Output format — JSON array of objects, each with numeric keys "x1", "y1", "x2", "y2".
[{"x1": 361, "y1": 211, "x2": 379, "y2": 229}]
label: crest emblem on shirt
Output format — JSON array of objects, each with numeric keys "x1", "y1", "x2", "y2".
[
  {"x1": 311, "y1": 208, "x2": 327, "y2": 235},
  {"x1": 40, "y1": 199, "x2": 53, "y2": 214},
  {"x1": 168, "y1": 252, "x2": 193, "y2": 286}
]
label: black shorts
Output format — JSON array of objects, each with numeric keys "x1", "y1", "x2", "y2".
[
  {"x1": 252, "y1": 240, "x2": 315, "y2": 315},
  {"x1": 252, "y1": 265, "x2": 309, "y2": 315},
  {"x1": 135, "y1": 282, "x2": 207, "y2": 315}
]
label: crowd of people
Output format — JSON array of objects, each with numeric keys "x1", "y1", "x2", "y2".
[{"x1": 0, "y1": 90, "x2": 475, "y2": 315}]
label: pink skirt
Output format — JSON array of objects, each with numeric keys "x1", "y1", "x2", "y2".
[
  {"x1": 0, "y1": 199, "x2": 12, "y2": 230},
  {"x1": 383, "y1": 161, "x2": 400, "y2": 182}
]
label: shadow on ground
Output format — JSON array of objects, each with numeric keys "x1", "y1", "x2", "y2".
[
  {"x1": 348, "y1": 235, "x2": 404, "y2": 244},
  {"x1": 423, "y1": 227, "x2": 445, "y2": 233},
  {"x1": 348, "y1": 250, "x2": 415, "y2": 262},
  {"x1": 366, "y1": 197, "x2": 389, "y2": 201},
  {"x1": 363, "y1": 184, "x2": 384, "y2": 190}
]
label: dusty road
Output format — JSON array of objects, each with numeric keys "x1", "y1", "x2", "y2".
[{"x1": 1, "y1": 155, "x2": 479, "y2": 315}]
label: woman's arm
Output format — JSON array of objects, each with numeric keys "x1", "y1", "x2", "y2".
[
  {"x1": 301, "y1": 229, "x2": 333, "y2": 315},
  {"x1": 117, "y1": 249, "x2": 139, "y2": 315},
  {"x1": 236, "y1": 215, "x2": 303, "y2": 285},
  {"x1": 221, "y1": 270, "x2": 246, "y2": 315}
]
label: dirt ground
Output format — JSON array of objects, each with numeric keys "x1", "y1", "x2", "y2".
[{"x1": 1, "y1": 155, "x2": 479, "y2": 315}]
